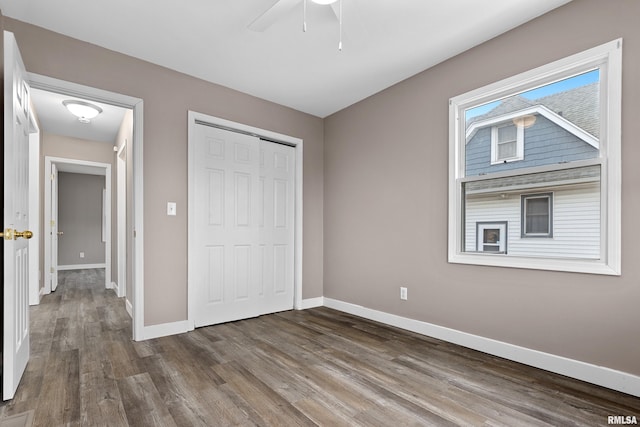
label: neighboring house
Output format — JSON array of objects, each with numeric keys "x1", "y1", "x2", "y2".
[{"x1": 463, "y1": 83, "x2": 601, "y2": 259}]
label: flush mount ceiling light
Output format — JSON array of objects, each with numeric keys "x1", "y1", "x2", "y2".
[
  {"x1": 62, "y1": 100, "x2": 103, "y2": 124},
  {"x1": 311, "y1": 0, "x2": 338, "y2": 4}
]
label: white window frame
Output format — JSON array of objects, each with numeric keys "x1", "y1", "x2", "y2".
[
  {"x1": 448, "y1": 39, "x2": 622, "y2": 275},
  {"x1": 491, "y1": 122, "x2": 524, "y2": 164}
]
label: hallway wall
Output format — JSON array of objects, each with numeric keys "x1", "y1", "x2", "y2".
[{"x1": 57, "y1": 172, "x2": 105, "y2": 266}]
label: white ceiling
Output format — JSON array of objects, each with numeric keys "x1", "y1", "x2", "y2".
[
  {"x1": 31, "y1": 88, "x2": 128, "y2": 144},
  {"x1": 2, "y1": 0, "x2": 571, "y2": 118}
]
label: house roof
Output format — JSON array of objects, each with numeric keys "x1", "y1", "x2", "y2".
[
  {"x1": 467, "y1": 82, "x2": 600, "y2": 139},
  {"x1": 465, "y1": 164, "x2": 601, "y2": 195},
  {"x1": 535, "y1": 83, "x2": 599, "y2": 138}
]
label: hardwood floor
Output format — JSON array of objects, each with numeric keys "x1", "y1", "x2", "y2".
[{"x1": 1, "y1": 269, "x2": 639, "y2": 426}]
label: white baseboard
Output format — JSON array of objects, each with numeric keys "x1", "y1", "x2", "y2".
[
  {"x1": 110, "y1": 281, "x2": 118, "y2": 292},
  {"x1": 299, "y1": 296, "x2": 324, "y2": 309},
  {"x1": 323, "y1": 298, "x2": 640, "y2": 398},
  {"x1": 136, "y1": 320, "x2": 189, "y2": 341},
  {"x1": 125, "y1": 298, "x2": 133, "y2": 318},
  {"x1": 57, "y1": 263, "x2": 106, "y2": 271}
]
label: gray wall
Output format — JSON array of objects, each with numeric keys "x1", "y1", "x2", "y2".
[
  {"x1": 57, "y1": 172, "x2": 105, "y2": 265},
  {"x1": 324, "y1": 0, "x2": 640, "y2": 377},
  {"x1": 7, "y1": 18, "x2": 325, "y2": 326}
]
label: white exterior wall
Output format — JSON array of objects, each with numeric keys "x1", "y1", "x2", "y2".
[{"x1": 465, "y1": 183, "x2": 600, "y2": 259}]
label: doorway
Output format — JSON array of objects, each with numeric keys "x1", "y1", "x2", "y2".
[
  {"x1": 43, "y1": 157, "x2": 112, "y2": 294},
  {"x1": 27, "y1": 73, "x2": 145, "y2": 341}
]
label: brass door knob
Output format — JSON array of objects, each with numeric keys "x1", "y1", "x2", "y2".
[
  {"x1": 1, "y1": 229, "x2": 33, "y2": 240},
  {"x1": 14, "y1": 230, "x2": 33, "y2": 239}
]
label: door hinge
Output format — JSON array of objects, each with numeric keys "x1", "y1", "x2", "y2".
[
  {"x1": 51, "y1": 173, "x2": 55, "y2": 181},
  {"x1": 50, "y1": 220, "x2": 55, "y2": 226},
  {"x1": 50, "y1": 267, "x2": 55, "y2": 273}
]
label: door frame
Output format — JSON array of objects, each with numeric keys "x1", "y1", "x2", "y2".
[
  {"x1": 29, "y1": 73, "x2": 145, "y2": 341},
  {"x1": 117, "y1": 142, "x2": 127, "y2": 299},
  {"x1": 44, "y1": 157, "x2": 112, "y2": 293},
  {"x1": 28, "y1": 113, "x2": 41, "y2": 305},
  {"x1": 186, "y1": 111, "x2": 304, "y2": 331}
]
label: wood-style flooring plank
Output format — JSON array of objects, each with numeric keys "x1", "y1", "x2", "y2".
[
  {"x1": 32, "y1": 349, "x2": 81, "y2": 426},
  {"x1": 117, "y1": 373, "x2": 176, "y2": 427},
  {"x1": 79, "y1": 321, "x2": 128, "y2": 427}
]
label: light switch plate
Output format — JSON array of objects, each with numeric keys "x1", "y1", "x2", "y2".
[{"x1": 167, "y1": 202, "x2": 177, "y2": 216}]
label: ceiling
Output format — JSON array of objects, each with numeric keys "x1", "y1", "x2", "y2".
[
  {"x1": 31, "y1": 88, "x2": 128, "y2": 144},
  {"x1": 2, "y1": 0, "x2": 571, "y2": 118}
]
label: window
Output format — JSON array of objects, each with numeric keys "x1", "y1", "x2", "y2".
[
  {"x1": 521, "y1": 193, "x2": 552, "y2": 237},
  {"x1": 477, "y1": 222, "x2": 507, "y2": 253},
  {"x1": 448, "y1": 39, "x2": 622, "y2": 275},
  {"x1": 492, "y1": 122, "x2": 523, "y2": 164}
]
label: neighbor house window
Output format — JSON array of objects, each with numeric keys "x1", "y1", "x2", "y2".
[
  {"x1": 448, "y1": 39, "x2": 622, "y2": 275},
  {"x1": 521, "y1": 193, "x2": 552, "y2": 237},
  {"x1": 491, "y1": 122, "x2": 523, "y2": 164}
]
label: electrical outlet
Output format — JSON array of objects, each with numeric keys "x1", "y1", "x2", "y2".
[
  {"x1": 400, "y1": 286, "x2": 407, "y2": 300},
  {"x1": 79, "y1": 252, "x2": 85, "y2": 258}
]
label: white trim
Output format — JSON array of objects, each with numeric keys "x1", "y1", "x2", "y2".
[
  {"x1": 323, "y1": 298, "x2": 640, "y2": 398},
  {"x1": 57, "y1": 263, "x2": 106, "y2": 271},
  {"x1": 28, "y1": 112, "x2": 41, "y2": 306},
  {"x1": 125, "y1": 298, "x2": 133, "y2": 318},
  {"x1": 449, "y1": 39, "x2": 622, "y2": 276},
  {"x1": 132, "y1": 103, "x2": 144, "y2": 341},
  {"x1": 137, "y1": 320, "x2": 189, "y2": 341},
  {"x1": 186, "y1": 111, "x2": 304, "y2": 330},
  {"x1": 111, "y1": 281, "x2": 119, "y2": 294},
  {"x1": 29, "y1": 73, "x2": 145, "y2": 341},
  {"x1": 299, "y1": 296, "x2": 324, "y2": 309},
  {"x1": 116, "y1": 141, "x2": 127, "y2": 299}
]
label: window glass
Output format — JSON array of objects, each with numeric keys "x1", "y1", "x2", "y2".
[
  {"x1": 523, "y1": 195, "x2": 551, "y2": 236},
  {"x1": 465, "y1": 70, "x2": 600, "y2": 177},
  {"x1": 449, "y1": 40, "x2": 621, "y2": 275},
  {"x1": 497, "y1": 125, "x2": 517, "y2": 159}
]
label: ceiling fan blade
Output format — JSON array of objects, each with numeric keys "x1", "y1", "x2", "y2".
[
  {"x1": 248, "y1": 0, "x2": 301, "y2": 32},
  {"x1": 329, "y1": 0, "x2": 367, "y2": 41}
]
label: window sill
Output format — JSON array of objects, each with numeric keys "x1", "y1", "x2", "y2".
[{"x1": 448, "y1": 251, "x2": 620, "y2": 276}]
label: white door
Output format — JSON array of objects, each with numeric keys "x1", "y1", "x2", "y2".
[
  {"x1": 3, "y1": 31, "x2": 32, "y2": 401},
  {"x1": 192, "y1": 124, "x2": 295, "y2": 327},
  {"x1": 50, "y1": 163, "x2": 59, "y2": 291}
]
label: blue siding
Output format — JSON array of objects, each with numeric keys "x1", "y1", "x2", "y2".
[{"x1": 465, "y1": 115, "x2": 598, "y2": 176}]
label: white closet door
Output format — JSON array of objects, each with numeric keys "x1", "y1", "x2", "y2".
[{"x1": 192, "y1": 124, "x2": 295, "y2": 327}]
